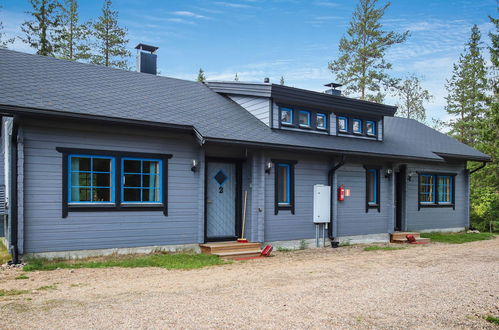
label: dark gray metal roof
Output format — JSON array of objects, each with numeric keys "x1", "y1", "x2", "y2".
[
  {"x1": 0, "y1": 49, "x2": 490, "y2": 162},
  {"x1": 206, "y1": 81, "x2": 397, "y2": 117}
]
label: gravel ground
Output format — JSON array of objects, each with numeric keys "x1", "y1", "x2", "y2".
[{"x1": 0, "y1": 239, "x2": 498, "y2": 329}]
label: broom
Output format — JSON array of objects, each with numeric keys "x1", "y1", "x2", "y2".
[{"x1": 237, "y1": 190, "x2": 248, "y2": 243}]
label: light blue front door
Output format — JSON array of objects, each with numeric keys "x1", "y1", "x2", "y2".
[{"x1": 206, "y1": 162, "x2": 237, "y2": 239}]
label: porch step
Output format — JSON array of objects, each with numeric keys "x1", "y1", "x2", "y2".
[
  {"x1": 215, "y1": 250, "x2": 263, "y2": 260},
  {"x1": 200, "y1": 241, "x2": 262, "y2": 257},
  {"x1": 391, "y1": 232, "x2": 431, "y2": 244},
  {"x1": 390, "y1": 232, "x2": 420, "y2": 242}
]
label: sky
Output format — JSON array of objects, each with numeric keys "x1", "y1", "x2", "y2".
[{"x1": 0, "y1": 0, "x2": 497, "y2": 122}]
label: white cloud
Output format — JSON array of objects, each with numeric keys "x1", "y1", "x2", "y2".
[
  {"x1": 171, "y1": 11, "x2": 207, "y2": 19},
  {"x1": 314, "y1": 1, "x2": 340, "y2": 7},
  {"x1": 213, "y1": 2, "x2": 253, "y2": 9}
]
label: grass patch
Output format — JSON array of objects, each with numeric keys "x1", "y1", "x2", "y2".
[
  {"x1": 276, "y1": 246, "x2": 293, "y2": 252},
  {"x1": 0, "y1": 240, "x2": 10, "y2": 265},
  {"x1": 15, "y1": 275, "x2": 29, "y2": 280},
  {"x1": 24, "y1": 252, "x2": 226, "y2": 272},
  {"x1": 420, "y1": 232, "x2": 496, "y2": 244},
  {"x1": 485, "y1": 316, "x2": 499, "y2": 325},
  {"x1": 0, "y1": 289, "x2": 30, "y2": 297},
  {"x1": 363, "y1": 246, "x2": 405, "y2": 251}
]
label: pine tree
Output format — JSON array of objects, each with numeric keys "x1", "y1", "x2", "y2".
[
  {"x1": 91, "y1": 0, "x2": 130, "y2": 69},
  {"x1": 280, "y1": 76, "x2": 285, "y2": 85},
  {"x1": 328, "y1": 0, "x2": 409, "y2": 103},
  {"x1": 0, "y1": 6, "x2": 14, "y2": 48},
  {"x1": 394, "y1": 75, "x2": 433, "y2": 122},
  {"x1": 21, "y1": 0, "x2": 63, "y2": 56},
  {"x1": 196, "y1": 68, "x2": 206, "y2": 82},
  {"x1": 58, "y1": 0, "x2": 91, "y2": 61},
  {"x1": 445, "y1": 24, "x2": 488, "y2": 145},
  {"x1": 234, "y1": 73, "x2": 239, "y2": 81}
]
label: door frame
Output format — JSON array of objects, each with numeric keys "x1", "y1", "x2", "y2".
[
  {"x1": 204, "y1": 157, "x2": 243, "y2": 242},
  {"x1": 394, "y1": 165, "x2": 406, "y2": 231}
]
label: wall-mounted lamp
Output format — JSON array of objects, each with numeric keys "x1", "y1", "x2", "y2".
[
  {"x1": 384, "y1": 168, "x2": 393, "y2": 179},
  {"x1": 191, "y1": 159, "x2": 198, "y2": 172},
  {"x1": 407, "y1": 171, "x2": 416, "y2": 182},
  {"x1": 265, "y1": 161, "x2": 272, "y2": 174}
]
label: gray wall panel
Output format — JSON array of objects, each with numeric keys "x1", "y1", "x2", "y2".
[
  {"x1": 336, "y1": 164, "x2": 393, "y2": 237},
  {"x1": 22, "y1": 119, "x2": 203, "y2": 253},
  {"x1": 228, "y1": 95, "x2": 270, "y2": 126},
  {"x1": 404, "y1": 162, "x2": 468, "y2": 231}
]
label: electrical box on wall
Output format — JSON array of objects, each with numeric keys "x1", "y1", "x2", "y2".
[{"x1": 313, "y1": 184, "x2": 331, "y2": 223}]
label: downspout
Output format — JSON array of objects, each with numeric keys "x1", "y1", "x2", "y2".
[
  {"x1": 328, "y1": 155, "x2": 345, "y2": 246},
  {"x1": 9, "y1": 118, "x2": 19, "y2": 264},
  {"x1": 469, "y1": 161, "x2": 487, "y2": 175}
]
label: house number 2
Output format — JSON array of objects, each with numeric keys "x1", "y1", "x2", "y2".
[{"x1": 219, "y1": 187, "x2": 224, "y2": 193}]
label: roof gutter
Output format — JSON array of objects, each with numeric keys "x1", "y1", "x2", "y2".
[
  {"x1": 470, "y1": 161, "x2": 487, "y2": 175},
  {"x1": 328, "y1": 155, "x2": 346, "y2": 245}
]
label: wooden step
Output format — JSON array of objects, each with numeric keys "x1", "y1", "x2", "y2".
[
  {"x1": 392, "y1": 237, "x2": 431, "y2": 244},
  {"x1": 214, "y1": 250, "x2": 262, "y2": 260},
  {"x1": 199, "y1": 242, "x2": 261, "y2": 255},
  {"x1": 390, "y1": 232, "x2": 420, "y2": 242}
]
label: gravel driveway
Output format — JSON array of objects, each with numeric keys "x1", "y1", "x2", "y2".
[{"x1": 0, "y1": 239, "x2": 498, "y2": 329}]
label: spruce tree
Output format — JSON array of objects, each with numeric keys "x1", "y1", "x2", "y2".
[
  {"x1": 58, "y1": 0, "x2": 91, "y2": 61},
  {"x1": 234, "y1": 73, "x2": 239, "y2": 81},
  {"x1": 445, "y1": 24, "x2": 488, "y2": 145},
  {"x1": 21, "y1": 0, "x2": 63, "y2": 56},
  {"x1": 394, "y1": 75, "x2": 433, "y2": 122},
  {"x1": 196, "y1": 68, "x2": 206, "y2": 82},
  {"x1": 91, "y1": 0, "x2": 130, "y2": 69},
  {"x1": 280, "y1": 76, "x2": 285, "y2": 85},
  {"x1": 328, "y1": 0, "x2": 409, "y2": 103}
]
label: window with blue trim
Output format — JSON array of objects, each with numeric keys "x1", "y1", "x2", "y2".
[
  {"x1": 299, "y1": 110, "x2": 311, "y2": 127},
  {"x1": 419, "y1": 174, "x2": 454, "y2": 207},
  {"x1": 366, "y1": 120, "x2": 376, "y2": 136},
  {"x1": 353, "y1": 119, "x2": 363, "y2": 134},
  {"x1": 273, "y1": 159, "x2": 296, "y2": 214},
  {"x1": 316, "y1": 113, "x2": 327, "y2": 129},
  {"x1": 338, "y1": 116, "x2": 348, "y2": 132},
  {"x1": 69, "y1": 155, "x2": 115, "y2": 203},
  {"x1": 277, "y1": 164, "x2": 291, "y2": 205},
  {"x1": 280, "y1": 107, "x2": 293, "y2": 125},
  {"x1": 419, "y1": 175, "x2": 435, "y2": 203},
  {"x1": 122, "y1": 158, "x2": 162, "y2": 203},
  {"x1": 438, "y1": 176, "x2": 452, "y2": 203},
  {"x1": 366, "y1": 169, "x2": 378, "y2": 206}
]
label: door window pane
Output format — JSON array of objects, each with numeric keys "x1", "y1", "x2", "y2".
[{"x1": 366, "y1": 169, "x2": 377, "y2": 205}]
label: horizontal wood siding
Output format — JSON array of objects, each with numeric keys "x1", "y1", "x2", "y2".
[
  {"x1": 264, "y1": 153, "x2": 330, "y2": 241},
  {"x1": 228, "y1": 95, "x2": 270, "y2": 126},
  {"x1": 404, "y1": 162, "x2": 468, "y2": 231},
  {"x1": 22, "y1": 120, "x2": 202, "y2": 253},
  {"x1": 336, "y1": 164, "x2": 393, "y2": 236}
]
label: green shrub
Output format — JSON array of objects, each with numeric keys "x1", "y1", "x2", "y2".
[{"x1": 470, "y1": 186, "x2": 499, "y2": 233}]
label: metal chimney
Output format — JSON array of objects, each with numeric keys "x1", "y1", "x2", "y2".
[
  {"x1": 324, "y1": 82, "x2": 342, "y2": 96},
  {"x1": 135, "y1": 43, "x2": 159, "y2": 75},
  {"x1": 264, "y1": 77, "x2": 270, "y2": 83}
]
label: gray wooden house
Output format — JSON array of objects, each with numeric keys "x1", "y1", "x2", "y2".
[{"x1": 0, "y1": 47, "x2": 490, "y2": 261}]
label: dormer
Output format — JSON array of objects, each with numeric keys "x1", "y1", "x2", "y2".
[{"x1": 206, "y1": 80, "x2": 397, "y2": 142}]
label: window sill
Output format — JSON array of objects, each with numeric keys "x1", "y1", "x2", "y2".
[
  {"x1": 69, "y1": 203, "x2": 115, "y2": 207},
  {"x1": 121, "y1": 203, "x2": 164, "y2": 207},
  {"x1": 281, "y1": 122, "x2": 294, "y2": 127},
  {"x1": 419, "y1": 203, "x2": 455, "y2": 208},
  {"x1": 299, "y1": 124, "x2": 311, "y2": 129}
]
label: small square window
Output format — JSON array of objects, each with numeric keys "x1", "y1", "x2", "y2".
[
  {"x1": 338, "y1": 117, "x2": 348, "y2": 132},
  {"x1": 281, "y1": 108, "x2": 293, "y2": 125},
  {"x1": 316, "y1": 113, "x2": 327, "y2": 129},
  {"x1": 299, "y1": 110, "x2": 311, "y2": 127},
  {"x1": 366, "y1": 121, "x2": 376, "y2": 136},
  {"x1": 353, "y1": 119, "x2": 363, "y2": 134}
]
